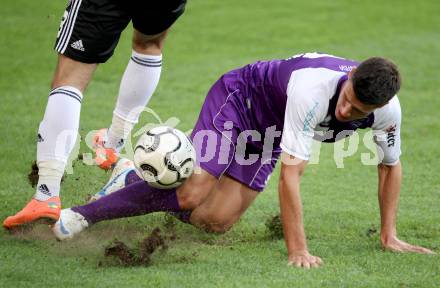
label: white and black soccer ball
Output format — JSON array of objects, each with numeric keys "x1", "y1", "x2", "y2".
[{"x1": 133, "y1": 126, "x2": 196, "y2": 189}]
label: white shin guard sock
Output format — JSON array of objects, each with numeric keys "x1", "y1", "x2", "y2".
[
  {"x1": 107, "y1": 50, "x2": 162, "y2": 151},
  {"x1": 35, "y1": 161, "x2": 65, "y2": 201},
  {"x1": 107, "y1": 113, "x2": 134, "y2": 152},
  {"x1": 35, "y1": 86, "x2": 82, "y2": 201}
]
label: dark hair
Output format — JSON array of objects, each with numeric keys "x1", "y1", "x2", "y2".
[{"x1": 352, "y1": 57, "x2": 401, "y2": 105}]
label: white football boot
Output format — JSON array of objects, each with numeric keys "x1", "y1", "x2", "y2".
[
  {"x1": 88, "y1": 158, "x2": 137, "y2": 202},
  {"x1": 52, "y1": 208, "x2": 89, "y2": 241}
]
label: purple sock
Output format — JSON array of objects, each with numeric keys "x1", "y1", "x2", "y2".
[
  {"x1": 123, "y1": 171, "x2": 193, "y2": 224},
  {"x1": 122, "y1": 170, "x2": 193, "y2": 223},
  {"x1": 125, "y1": 170, "x2": 142, "y2": 185},
  {"x1": 72, "y1": 181, "x2": 181, "y2": 224}
]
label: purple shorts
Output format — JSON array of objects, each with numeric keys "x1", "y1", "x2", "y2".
[{"x1": 190, "y1": 73, "x2": 281, "y2": 192}]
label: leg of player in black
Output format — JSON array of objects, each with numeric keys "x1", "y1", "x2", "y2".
[
  {"x1": 94, "y1": 29, "x2": 168, "y2": 169},
  {"x1": 2, "y1": 0, "x2": 109, "y2": 229},
  {"x1": 96, "y1": 0, "x2": 187, "y2": 168}
]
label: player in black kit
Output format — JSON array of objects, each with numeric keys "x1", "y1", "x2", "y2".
[{"x1": 3, "y1": 0, "x2": 187, "y2": 229}]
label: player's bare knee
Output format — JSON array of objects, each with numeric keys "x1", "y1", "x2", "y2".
[
  {"x1": 132, "y1": 40, "x2": 163, "y2": 55},
  {"x1": 51, "y1": 55, "x2": 96, "y2": 91},
  {"x1": 178, "y1": 195, "x2": 200, "y2": 210},
  {"x1": 177, "y1": 192, "x2": 203, "y2": 210},
  {"x1": 132, "y1": 31, "x2": 167, "y2": 55},
  {"x1": 176, "y1": 173, "x2": 216, "y2": 210}
]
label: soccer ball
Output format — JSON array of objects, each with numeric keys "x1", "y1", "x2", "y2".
[{"x1": 133, "y1": 126, "x2": 196, "y2": 189}]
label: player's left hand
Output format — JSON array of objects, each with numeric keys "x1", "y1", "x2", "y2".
[{"x1": 381, "y1": 236, "x2": 436, "y2": 254}]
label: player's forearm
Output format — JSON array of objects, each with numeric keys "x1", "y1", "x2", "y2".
[
  {"x1": 279, "y1": 172, "x2": 308, "y2": 254},
  {"x1": 377, "y1": 161, "x2": 402, "y2": 242}
]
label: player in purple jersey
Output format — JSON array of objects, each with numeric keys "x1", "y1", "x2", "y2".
[{"x1": 52, "y1": 53, "x2": 435, "y2": 268}]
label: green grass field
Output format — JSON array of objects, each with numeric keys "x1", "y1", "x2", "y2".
[{"x1": 1, "y1": 0, "x2": 439, "y2": 287}]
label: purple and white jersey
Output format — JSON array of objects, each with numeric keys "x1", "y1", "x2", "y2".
[{"x1": 229, "y1": 52, "x2": 401, "y2": 165}]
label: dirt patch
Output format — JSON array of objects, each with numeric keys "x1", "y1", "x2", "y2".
[
  {"x1": 104, "y1": 241, "x2": 138, "y2": 266},
  {"x1": 5, "y1": 221, "x2": 57, "y2": 241},
  {"x1": 103, "y1": 227, "x2": 169, "y2": 267},
  {"x1": 366, "y1": 225, "x2": 377, "y2": 237},
  {"x1": 27, "y1": 161, "x2": 40, "y2": 188},
  {"x1": 138, "y1": 227, "x2": 167, "y2": 264},
  {"x1": 265, "y1": 214, "x2": 284, "y2": 239}
]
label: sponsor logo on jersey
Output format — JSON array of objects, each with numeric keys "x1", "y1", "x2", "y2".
[
  {"x1": 385, "y1": 124, "x2": 397, "y2": 147},
  {"x1": 338, "y1": 65, "x2": 356, "y2": 72},
  {"x1": 303, "y1": 101, "x2": 319, "y2": 132},
  {"x1": 71, "y1": 39, "x2": 85, "y2": 51}
]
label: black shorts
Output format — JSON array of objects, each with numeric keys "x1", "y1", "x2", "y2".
[{"x1": 54, "y1": 0, "x2": 187, "y2": 63}]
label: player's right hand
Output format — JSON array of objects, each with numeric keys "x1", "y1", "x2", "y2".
[{"x1": 288, "y1": 251, "x2": 323, "y2": 269}]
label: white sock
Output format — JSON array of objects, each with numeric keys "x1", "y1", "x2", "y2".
[
  {"x1": 35, "y1": 86, "x2": 82, "y2": 201},
  {"x1": 107, "y1": 113, "x2": 134, "y2": 152},
  {"x1": 35, "y1": 161, "x2": 65, "y2": 201},
  {"x1": 107, "y1": 50, "x2": 162, "y2": 151}
]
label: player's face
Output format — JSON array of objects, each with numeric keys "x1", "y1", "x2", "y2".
[{"x1": 335, "y1": 81, "x2": 378, "y2": 122}]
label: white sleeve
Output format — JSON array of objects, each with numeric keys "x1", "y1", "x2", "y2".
[
  {"x1": 280, "y1": 69, "x2": 338, "y2": 160},
  {"x1": 372, "y1": 96, "x2": 402, "y2": 165}
]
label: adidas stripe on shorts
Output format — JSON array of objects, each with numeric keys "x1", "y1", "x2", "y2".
[{"x1": 55, "y1": 0, "x2": 187, "y2": 63}]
